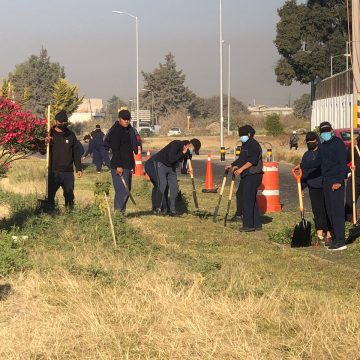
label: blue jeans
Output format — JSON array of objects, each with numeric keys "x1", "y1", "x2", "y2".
[{"x1": 111, "y1": 168, "x2": 132, "y2": 212}]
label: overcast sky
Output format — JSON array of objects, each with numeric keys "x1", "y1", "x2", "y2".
[{"x1": 0, "y1": 0, "x2": 308, "y2": 106}]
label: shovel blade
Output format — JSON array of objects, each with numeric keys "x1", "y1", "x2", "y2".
[
  {"x1": 346, "y1": 225, "x2": 360, "y2": 245},
  {"x1": 291, "y1": 220, "x2": 312, "y2": 248}
]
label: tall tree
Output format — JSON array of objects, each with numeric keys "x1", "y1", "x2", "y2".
[
  {"x1": 293, "y1": 93, "x2": 311, "y2": 119},
  {"x1": 51, "y1": 79, "x2": 83, "y2": 118},
  {"x1": 274, "y1": 0, "x2": 349, "y2": 86},
  {"x1": 107, "y1": 96, "x2": 127, "y2": 122},
  {"x1": 142, "y1": 53, "x2": 195, "y2": 119},
  {"x1": 8, "y1": 47, "x2": 65, "y2": 117}
]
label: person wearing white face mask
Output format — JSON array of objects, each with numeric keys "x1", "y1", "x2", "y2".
[
  {"x1": 318, "y1": 121, "x2": 348, "y2": 251},
  {"x1": 226, "y1": 125, "x2": 263, "y2": 232}
]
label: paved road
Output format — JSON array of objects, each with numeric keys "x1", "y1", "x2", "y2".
[{"x1": 191, "y1": 157, "x2": 309, "y2": 213}]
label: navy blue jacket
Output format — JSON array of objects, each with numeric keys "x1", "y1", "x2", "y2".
[
  {"x1": 231, "y1": 137, "x2": 263, "y2": 178},
  {"x1": 320, "y1": 136, "x2": 347, "y2": 184},
  {"x1": 154, "y1": 140, "x2": 188, "y2": 169},
  {"x1": 300, "y1": 149, "x2": 322, "y2": 189},
  {"x1": 105, "y1": 123, "x2": 138, "y2": 170}
]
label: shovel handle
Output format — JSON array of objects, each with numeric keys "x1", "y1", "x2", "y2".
[{"x1": 291, "y1": 167, "x2": 302, "y2": 183}]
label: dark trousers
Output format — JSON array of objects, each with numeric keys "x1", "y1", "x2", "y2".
[
  {"x1": 145, "y1": 158, "x2": 168, "y2": 211},
  {"x1": 345, "y1": 176, "x2": 360, "y2": 221},
  {"x1": 111, "y1": 168, "x2": 132, "y2": 212},
  {"x1": 145, "y1": 159, "x2": 178, "y2": 213},
  {"x1": 308, "y1": 187, "x2": 329, "y2": 232},
  {"x1": 48, "y1": 171, "x2": 75, "y2": 208},
  {"x1": 241, "y1": 173, "x2": 262, "y2": 229},
  {"x1": 323, "y1": 179, "x2": 345, "y2": 245},
  {"x1": 93, "y1": 147, "x2": 111, "y2": 172},
  {"x1": 235, "y1": 179, "x2": 243, "y2": 216}
]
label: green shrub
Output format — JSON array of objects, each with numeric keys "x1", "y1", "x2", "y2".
[
  {"x1": 265, "y1": 113, "x2": 284, "y2": 136},
  {"x1": 0, "y1": 234, "x2": 30, "y2": 276}
]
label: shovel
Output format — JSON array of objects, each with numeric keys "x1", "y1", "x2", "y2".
[
  {"x1": 37, "y1": 105, "x2": 55, "y2": 212},
  {"x1": 213, "y1": 169, "x2": 229, "y2": 222},
  {"x1": 291, "y1": 167, "x2": 311, "y2": 248},
  {"x1": 187, "y1": 159, "x2": 199, "y2": 209},
  {"x1": 346, "y1": 144, "x2": 360, "y2": 244},
  {"x1": 119, "y1": 175, "x2": 136, "y2": 205},
  {"x1": 224, "y1": 173, "x2": 236, "y2": 227}
]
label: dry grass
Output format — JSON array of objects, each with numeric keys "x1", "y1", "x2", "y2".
[
  {"x1": 1, "y1": 265, "x2": 360, "y2": 360},
  {"x1": 1, "y1": 158, "x2": 360, "y2": 359}
]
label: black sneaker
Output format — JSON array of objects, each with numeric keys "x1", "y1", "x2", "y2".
[
  {"x1": 240, "y1": 227, "x2": 255, "y2": 233},
  {"x1": 169, "y1": 211, "x2": 181, "y2": 217},
  {"x1": 229, "y1": 215, "x2": 242, "y2": 222},
  {"x1": 327, "y1": 243, "x2": 347, "y2": 251},
  {"x1": 324, "y1": 238, "x2": 332, "y2": 247}
]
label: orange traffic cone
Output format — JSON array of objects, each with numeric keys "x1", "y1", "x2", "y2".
[
  {"x1": 202, "y1": 153, "x2": 218, "y2": 193},
  {"x1": 133, "y1": 146, "x2": 144, "y2": 176},
  {"x1": 145, "y1": 150, "x2": 151, "y2": 180}
]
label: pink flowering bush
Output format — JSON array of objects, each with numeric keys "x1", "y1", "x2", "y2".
[{"x1": 0, "y1": 97, "x2": 47, "y2": 176}]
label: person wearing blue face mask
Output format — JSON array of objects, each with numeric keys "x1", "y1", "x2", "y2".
[
  {"x1": 226, "y1": 125, "x2": 263, "y2": 232},
  {"x1": 318, "y1": 121, "x2": 348, "y2": 251}
]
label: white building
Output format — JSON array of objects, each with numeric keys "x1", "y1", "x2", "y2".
[{"x1": 69, "y1": 98, "x2": 104, "y2": 123}]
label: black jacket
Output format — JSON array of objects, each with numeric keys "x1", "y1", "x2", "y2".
[
  {"x1": 321, "y1": 136, "x2": 347, "y2": 184},
  {"x1": 91, "y1": 129, "x2": 105, "y2": 150},
  {"x1": 231, "y1": 137, "x2": 263, "y2": 178},
  {"x1": 154, "y1": 140, "x2": 188, "y2": 169},
  {"x1": 50, "y1": 127, "x2": 82, "y2": 172},
  {"x1": 300, "y1": 149, "x2": 322, "y2": 189},
  {"x1": 106, "y1": 123, "x2": 138, "y2": 170}
]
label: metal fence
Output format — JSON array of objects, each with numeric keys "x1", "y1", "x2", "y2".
[{"x1": 314, "y1": 70, "x2": 353, "y2": 101}]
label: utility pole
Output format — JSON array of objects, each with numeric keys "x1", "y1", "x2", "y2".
[
  {"x1": 227, "y1": 43, "x2": 231, "y2": 136},
  {"x1": 219, "y1": 0, "x2": 225, "y2": 161}
]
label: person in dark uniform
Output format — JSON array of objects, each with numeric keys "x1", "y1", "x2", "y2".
[
  {"x1": 83, "y1": 125, "x2": 111, "y2": 173},
  {"x1": 318, "y1": 121, "x2": 347, "y2": 251},
  {"x1": 106, "y1": 110, "x2": 138, "y2": 213},
  {"x1": 47, "y1": 110, "x2": 82, "y2": 209},
  {"x1": 298, "y1": 132, "x2": 331, "y2": 243},
  {"x1": 227, "y1": 125, "x2": 263, "y2": 232},
  {"x1": 345, "y1": 134, "x2": 360, "y2": 222},
  {"x1": 144, "y1": 138, "x2": 201, "y2": 216},
  {"x1": 289, "y1": 131, "x2": 299, "y2": 150}
]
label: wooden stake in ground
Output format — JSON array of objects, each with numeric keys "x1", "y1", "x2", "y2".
[
  {"x1": 187, "y1": 159, "x2": 199, "y2": 209},
  {"x1": 224, "y1": 173, "x2": 235, "y2": 227},
  {"x1": 104, "y1": 193, "x2": 117, "y2": 246}
]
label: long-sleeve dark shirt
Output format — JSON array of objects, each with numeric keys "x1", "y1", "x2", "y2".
[
  {"x1": 300, "y1": 149, "x2": 322, "y2": 189},
  {"x1": 321, "y1": 136, "x2": 347, "y2": 184},
  {"x1": 154, "y1": 140, "x2": 188, "y2": 169},
  {"x1": 231, "y1": 137, "x2": 262, "y2": 178},
  {"x1": 107, "y1": 123, "x2": 137, "y2": 170},
  {"x1": 50, "y1": 128, "x2": 82, "y2": 172}
]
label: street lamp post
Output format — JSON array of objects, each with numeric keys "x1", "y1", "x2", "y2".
[
  {"x1": 112, "y1": 11, "x2": 140, "y2": 129},
  {"x1": 330, "y1": 53, "x2": 349, "y2": 77},
  {"x1": 227, "y1": 43, "x2": 231, "y2": 136},
  {"x1": 219, "y1": 0, "x2": 225, "y2": 160}
]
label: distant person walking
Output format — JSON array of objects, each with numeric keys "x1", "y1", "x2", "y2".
[
  {"x1": 83, "y1": 125, "x2": 110, "y2": 173},
  {"x1": 47, "y1": 110, "x2": 82, "y2": 209},
  {"x1": 289, "y1": 131, "x2": 299, "y2": 150},
  {"x1": 106, "y1": 110, "x2": 138, "y2": 213}
]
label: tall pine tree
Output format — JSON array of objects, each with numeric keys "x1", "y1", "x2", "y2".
[
  {"x1": 8, "y1": 48, "x2": 65, "y2": 117},
  {"x1": 142, "y1": 53, "x2": 194, "y2": 119}
]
